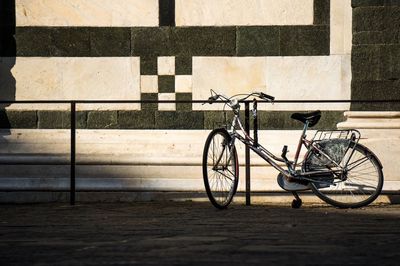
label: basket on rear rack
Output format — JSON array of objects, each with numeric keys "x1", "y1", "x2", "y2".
[{"x1": 308, "y1": 130, "x2": 361, "y2": 167}]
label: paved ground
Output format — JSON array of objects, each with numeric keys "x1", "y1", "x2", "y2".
[{"x1": 1, "y1": 202, "x2": 400, "y2": 265}]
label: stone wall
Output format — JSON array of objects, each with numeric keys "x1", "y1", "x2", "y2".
[
  {"x1": 351, "y1": 0, "x2": 400, "y2": 110},
  {"x1": 8, "y1": 1, "x2": 400, "y2": 200}
]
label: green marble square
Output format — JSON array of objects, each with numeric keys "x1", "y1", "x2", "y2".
[
  {"x1": 87, "y1": 111, "x2": 118, "y2": 129},
  {"x1": 118, "y1": 110, "x2": 155, "y2": 129},
  {"x1": 314, "y1": 0, "x2": 330, "y2": 25},
  {"x1": 0, "y1": 110, "x2": 37, "y2": 129},
  {"x1": 15, "y1": 27, "x2": 52, "y2": 56},
  {"x1": 175, "y1": 56, "x2": 192, "y2": 75},
  {"x1": 173, "y1": 27, "x2": 236, "y2": 56},
  {"x1": 90, "y1": 27, "x2": 130, "y2": 56},
  {"x1": 236, "y1": 26, "x2": 280, "y2": 56},
  {"x1": 176, "y1": 93, "x2": 192, "y2": 111},
  {"x1": 141, "y1": 93, "x2": 158, "y2": 110},
  {"x1": 140, "y1": 56, "x2": 158, "y2": 75},
  {"x1": 50, "y1": 27, "x2": 90, "y2": 56},
  {"x1": 158, "y1": 75, "x2": 175, "y2": 93},
  {"x1": 155, "y1": 111, "x2": 204, "y2": 129},
  {"x1": 280, "y1": 26, "x2": 329, "y2": 56},
  {"x1": 131, "y1": 27, "x2": 174, "y2": 56}
]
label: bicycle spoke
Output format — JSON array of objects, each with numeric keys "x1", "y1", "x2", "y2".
[
  {"x1": 215, "y1": 170, "x2": 234, "y2": 182},
  {"x1": 346, "y1": 156, "x2": 371, "y2": 171}
]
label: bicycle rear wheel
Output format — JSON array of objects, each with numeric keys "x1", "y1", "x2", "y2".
[
  {"x1": 203, "y1": 128, "x2": 239, "y2": 209},
  {"x1": 305, "y1": 142, "x2": 383, "y2": 208}
]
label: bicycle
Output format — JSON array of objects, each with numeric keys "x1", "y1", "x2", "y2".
[{"x1": 202, "y1": 91, "x2": 384, "y2": 209}]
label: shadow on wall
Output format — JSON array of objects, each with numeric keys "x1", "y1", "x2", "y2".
[{"x1": 0, "y1": 0, "x2": 16, "y2": 136}]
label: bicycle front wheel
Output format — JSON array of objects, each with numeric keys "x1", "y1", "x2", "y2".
[
  {"x1": 307, "y1": 143, "x2": 383, "y2": 208},
  {"x1": 203, "y1": 128, "x2": 239, "y2": 209}
]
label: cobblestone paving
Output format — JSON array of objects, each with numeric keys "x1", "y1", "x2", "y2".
[{"x1": 1, "y1": 202, "x2": 400, "y2": 265}]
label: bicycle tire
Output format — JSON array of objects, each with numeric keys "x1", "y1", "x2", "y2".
[
  {"x1": 203, "y1": 128, "x2": 239, "y2": 209},
  {"x1": 304, "y1": 141, "x2": 383, "y2": 208}
]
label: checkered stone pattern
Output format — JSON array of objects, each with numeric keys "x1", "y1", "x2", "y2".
[{"x1": 140, "y1": 56, "x2": 193, "y2": 111}]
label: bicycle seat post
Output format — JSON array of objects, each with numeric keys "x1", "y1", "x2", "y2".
[{"x1": 293, "y1": 121, "x2": 309, "y2": 170}]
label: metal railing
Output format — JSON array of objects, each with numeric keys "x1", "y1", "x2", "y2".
[{"x1": 1, "y1": 99, "x2": 399, "y2": 205}]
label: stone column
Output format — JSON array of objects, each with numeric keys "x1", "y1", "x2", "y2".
[
  {"x1": 337, "y1": 112, "x2": 400, "y2": 191},
  {"x1": 338, "y1": 1, "x2": 400, "y2": 191}
]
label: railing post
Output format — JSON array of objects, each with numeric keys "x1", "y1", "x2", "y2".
[
  {"x1": 70, "y1": 101, "x2": 76, "y2": 205},
  {"x1": 253, "y1": 99, "x2": 258, "y2": 146},
  {"x1": 245, "y1": 102, "x2": 251, "y2": 206}
]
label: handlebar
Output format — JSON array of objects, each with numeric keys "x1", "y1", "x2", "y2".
[{"x1": 207, "y1": 90, "x2": 275, "y2": 107}]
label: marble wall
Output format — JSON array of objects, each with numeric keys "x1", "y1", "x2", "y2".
[{"x1": 1, "y1": 0, "x2": 353, "y2": 118}]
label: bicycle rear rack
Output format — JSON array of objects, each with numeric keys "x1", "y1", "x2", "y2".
[{"x1": 313, "y1": 129, "x2": 361, "y2": 143}]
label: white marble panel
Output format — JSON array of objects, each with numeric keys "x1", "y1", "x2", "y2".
[
  {"x1": 158, "y1": 93, "x2": 175, "y2": 111},
  {"x1": 16, "y1": 0, "x2": 158, "y2": 26},
  {"x1": 2, "y1": 57, "x2": 62, "y2": 100},
  {"x1": 141, "y1": 75, "x2": 158, "y2": 93},
  {"x1": 176, "y1": 0, "x2": 314, "y2": 26},
  {"x1": 330, "y1": 0, "x2": 352, "y2": 55},
  {"x1": 265, "y1": 55, "x2": 351, "y2": 111},
  {"x1": 192, "y1": 57, "x2": 267, "y2": 110},
  {"x1": 2, "y1": 57, "x2": 140, "y2": 110},
  {"x1": 175, "y1": 75, "x2": 192, "y2": 93},
  {"x1": 158, "y1": 57, "x2": 175, "y2": 75}
]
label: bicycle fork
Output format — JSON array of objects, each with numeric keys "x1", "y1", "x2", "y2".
[{"x1": 212, "y1": 138, "x2": 236, "y2": 171}]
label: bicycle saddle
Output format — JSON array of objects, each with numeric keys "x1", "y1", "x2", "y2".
[{"x1": 291, "y1": 110, "x2": 321, "y2": 127}]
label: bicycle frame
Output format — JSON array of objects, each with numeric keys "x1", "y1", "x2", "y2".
[
  {"x1": 204, "y1": 91, "x2": 383, "y2": 209},
  {"x1": 225, "y1": 107, "x2": 347, "y2": 183}
]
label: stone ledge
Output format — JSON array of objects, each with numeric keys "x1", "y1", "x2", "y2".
[
  {"x1": 343, "y1": 111, "x2": 400, "y2": 118},
  {"x1": 337, "y1": 111, "x2": 400, "y2": 128}
]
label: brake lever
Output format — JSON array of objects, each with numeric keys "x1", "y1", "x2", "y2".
[{"x1": 260, "y1": 92, "x2": 275, "y2": 101}]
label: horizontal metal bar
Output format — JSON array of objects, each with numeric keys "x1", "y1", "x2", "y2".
[{"x1": 1, "y1": 99, "x2": 400, "y2": 104}]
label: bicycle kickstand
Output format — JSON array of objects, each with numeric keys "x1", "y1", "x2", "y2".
[{"x1": 291, "y1": 192, "x2": 302, "y2": 209}]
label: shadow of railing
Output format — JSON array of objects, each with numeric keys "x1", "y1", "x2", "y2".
[{"x1": 0, "y1": 0, "x2": 17, "y2": 136}]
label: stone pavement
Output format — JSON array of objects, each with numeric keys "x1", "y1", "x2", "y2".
[{"x1": 1, "y1": 202, "x2": 400, "y2": 265}]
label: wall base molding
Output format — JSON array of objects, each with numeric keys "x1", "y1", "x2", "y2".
[{"x1": 1, "y1": 191, "x2": 399, "y2": 205}]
